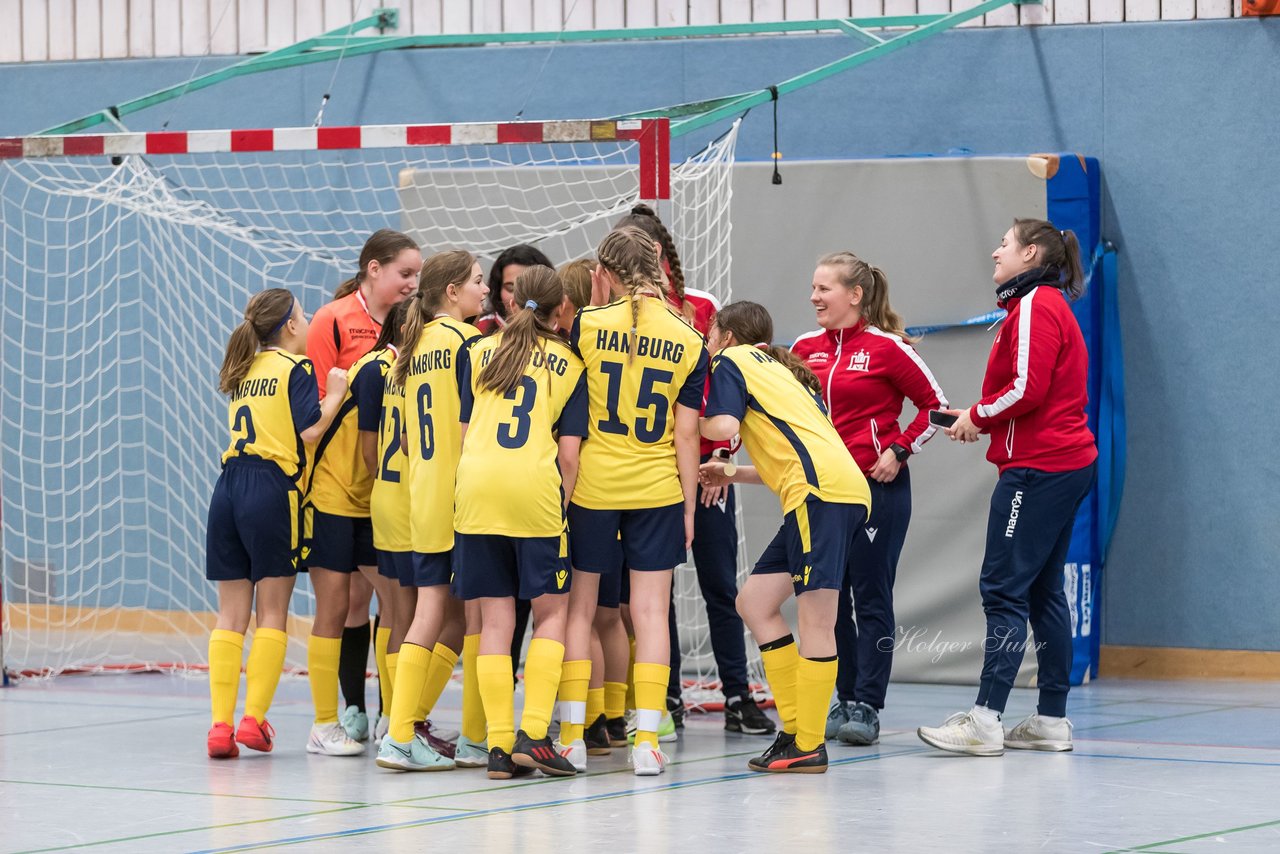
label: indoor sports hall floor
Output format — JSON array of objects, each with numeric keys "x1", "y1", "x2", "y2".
[{"x1": 2, "y1": 675, "x2": 1279, "y2": 853}]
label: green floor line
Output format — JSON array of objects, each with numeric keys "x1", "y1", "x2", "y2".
[
  {"x1": 1104, "y1": 817, "x2": 1280, "y2": 853},
  {"x1": 12, "y1": 805, "x2": 370, "y2": 854},
  {"x1": 0, "y1": 710, "x2": 206, "y2": 738},
  {"x1": 0, "y1": 777, "x2": 371, "y2": 807}
]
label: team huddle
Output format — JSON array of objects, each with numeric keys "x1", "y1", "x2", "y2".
[{"x1": 204, "y1": 205, "x2": 1098, "y2": 777}]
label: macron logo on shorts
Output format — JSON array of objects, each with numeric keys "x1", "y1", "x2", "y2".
[
  {"x1": 865, "y1": 527, "x2": 878, "y2": 543},
  {"x1": 1005, "y1": 490, "x2": 1024, "y2": 538}
]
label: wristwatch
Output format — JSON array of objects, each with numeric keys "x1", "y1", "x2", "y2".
[{"x1": 890, "y1": 443, "x2": 910, "y2": 463}]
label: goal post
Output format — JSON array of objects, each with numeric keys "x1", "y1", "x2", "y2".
[{"x1": 0, "y1": 116, "x2": 760, "y2": 704}]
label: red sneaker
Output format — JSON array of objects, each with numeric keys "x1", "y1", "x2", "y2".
[
  {"x1": 414, "y1": 720, "x2": 457, "y2": 759},
  {"x1": 208, "y1": 722, "x2": 240, "y2": 759},
  {"x1": 235, "y1": 716, "x2": 276, "y2": 753}
]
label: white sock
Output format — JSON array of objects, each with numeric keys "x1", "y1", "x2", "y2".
[
  {"x1": 970, "y1": 705, "x2": 1001, "y2": 726},
  {"x1": 1036, "y1": 714, "x2": 1067, "y2": 723}
]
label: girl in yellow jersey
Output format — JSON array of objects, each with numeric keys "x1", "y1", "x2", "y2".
[
  {"x1": 375, "y1": 250, "x2": 488, "y2": 772},
  {"x1": 205, "y1": 289, "x2": 347, "y2": 759},
  {"x1": 454, "y1": 266, "x2": 588, "y2": 779},
  {"x1": 700, "y1": 301, "x2": 872, "y2": 775},
  {"x1": 562, "y1": 227, "x2": 708, "y2": 776}
]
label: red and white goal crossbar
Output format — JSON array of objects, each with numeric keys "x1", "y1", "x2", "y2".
[{"x1": 0, "y1": 117, "x2": 672, "y2": 200}]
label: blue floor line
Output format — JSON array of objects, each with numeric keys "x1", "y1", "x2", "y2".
[{"x1": 189, "y1": 748, "x2": 928, "y2": 854}]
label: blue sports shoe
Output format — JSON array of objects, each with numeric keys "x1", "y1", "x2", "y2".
[{"x1": 375, "y1": 732, "x2": 456, "y2": 771}]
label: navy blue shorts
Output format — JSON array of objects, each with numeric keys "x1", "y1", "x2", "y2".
[
  {"x1": 568, "y1": 502, "x2": 685, "y2": 573},
  {"x1": 752, "y1": 498, "x2": 867, "y2": 595},
  {"x1": 452, "y1": 533, "x2": 571, "y2": 600},
  {"x1": 206, "y1": 458, "x2": 301, "y2": 583},
  {"x1": 410, "y1": 550, "x2": 453, "y2": 588},
  {"x1": 597, "y1": 553, "x2": 628, "y2": 609},
  {"x1": 301, "y1": 508, "x2": 375, "y2": 572},
  {"x1": 377, "y1": 549, "x2": 413, "y2": 584}
]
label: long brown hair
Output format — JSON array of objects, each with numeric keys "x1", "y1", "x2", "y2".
[
  {"x1": 371, "y1": 299, "x2": 410, "y2": 353},
  {"x1": 596, "y1": 226, "x2": 664, "y2": 364},
  {"x1": 558, "y1": 258, "x2": 594, "y2": 310},
  {"x1": 1012, "y1": 218, "x2": 1085, "y2": 300},
  {"x1": 713, "y1": 301, "x2": 822, "y2": 397},
  {"x1": 478, "y1": 266, "x2": 563, "y2": 395},
  {"x1": 486, "y1": 244, "x2": 555, "y2": 320},
  {"x1": 817, "y1": 251, "x2": 914, "y2": 343},
  {"x1": 218, "y1": 288, "x2": 296, "y2": 395},
  {"x1": 334, "y1": 228, "x2": 420, "y2": 299},
  {"x1": 615, "y1": 203, "x2": 694, "y2": 323},
  {"x1": 392, "y1": 249, "x2": 477, "y2": 388}
]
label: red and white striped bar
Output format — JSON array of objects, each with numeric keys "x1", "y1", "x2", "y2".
[{"x1": 0, "y1": 118, "x2": 672, "y2": 199}]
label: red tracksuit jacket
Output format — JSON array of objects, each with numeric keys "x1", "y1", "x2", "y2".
[
  {"x1": 969, "y1": 285, "x2": 1098, "y2": 474},
  {"x1": 791, "y1": 321, "x2": 947, "y2": 473},
  {"x1": 667, "y1": 285, "x2": 725, "y2": 458}
]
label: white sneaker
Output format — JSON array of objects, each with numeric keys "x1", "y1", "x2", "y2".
[
  {"x1": 454, "y1": 734, "x2": 489, "y2": 768},
  {"x1": 340, "y1": 706, "x2": 370, "y2": 742},
  {"x1": 307, "y1": 722, "x2": 366, "y2": 756},
  {"x1": 1004, "y1": 714, "x2": 1073, "y2": 752},
  {"x1": 917, "y1": 710, "x2": 1005, "y2": 756},
  {"x1": 372, "y1": 715, "x2": 389, "y2": 747},
  {"x1": 631, "y1": 743, "x2": 669, "y2": 776},
  {"x1": 555, "y1": 738, "x2": 587, "y2": 772}
]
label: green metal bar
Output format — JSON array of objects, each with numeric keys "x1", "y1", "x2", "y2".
[
  {"x1": 37, "y1": 9, "x2": 398, "y2": 135},
  {"x1": 836, "y1": 19, "x2": 885, "y2": 46},
  {"x1": 669, "y1": 0, "x2": 1018, "y2": 138}
]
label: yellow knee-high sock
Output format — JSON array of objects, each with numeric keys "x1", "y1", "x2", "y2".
[
  {"x1": 760, "y1": 638, "x2": 800, "y2": 736},
  {"x1": 375, "y1": 625, "x2": 392, "y2": 715},
  {"x1": 307, "y1": 634, "x2": 342, "y2": 725},
  {"x1": 586, "y1": 686, "x2": 605, "y2": 725},
  {"x1": 557, "y1": 659, "x2": 591, "y2": 744},
  {"x1": 604, "y1": 681, "x2": 627, "y2": 720},
  {"x1": 795, "y1": 657, "x2": 838, "y2": 752},
  {"x1": 388, "y1": 643, "x2": 431, "y2": 743},
  {"x1": 520, "y1": 638, "x2": 565, "y2": 740},
  {"x1": 461, "y1": 634, "x2": 487, "y2": 743},
  {"x1": 386, "y1": 652, "x2": 399, "y2": 707},
  {"x1": 477, "y1": 654, "x2": 516, "y2": 752},
  {"x1": 243, "y1": 628, "x2": 287, "y2": 724},
  {"x1": 418, "y1": 642, "x2": 459, "y2": 719},
  {"x1": 624, "y1": 636, "x2": 637, "y2": 710},
  {"x1": 633, "y1": 661, "x2": 670, "y2": 750},
  {"x1": 208, "y1": 629, "x2": 244, "y2": 726}
]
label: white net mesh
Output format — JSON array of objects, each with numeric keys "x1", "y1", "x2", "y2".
[{"x1": 0, "y1": 120, "x2": 759, "y2": 700}]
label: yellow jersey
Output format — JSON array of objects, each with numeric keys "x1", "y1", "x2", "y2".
[
  {"x1": 307, "y1": 348, "x2": 384, "y2": 517},
  {"x1": 366, "y1": 346, "x2": 410, "y2": 552},
  {"x1": 455, "y1": 335, "x2": 588, "y2": 538},
  {"x1": 221, "y1": 349, "x2": 319, "y2": 481},
  {"x1": 569, "y1": 296, "x2": 708, "y2": 510},
  {"x1": 705, "y1": 345, "x2": 871, "y2": 515},
  {"x1": 403, "y1": 317, "x2": 481, "y2": 553}
]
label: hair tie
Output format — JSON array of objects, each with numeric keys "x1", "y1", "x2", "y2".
[
  {"x1": 265, "y1": 298, "x2": 295, "y2": 340},
  {"x1": 525, "y1": 299, "x2": 538, "y2": 310}
]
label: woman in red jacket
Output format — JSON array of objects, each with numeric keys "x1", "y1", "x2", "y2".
[
  {"x1": 917, "y1": 219, "x2": 1097, "y2": 757},
  {"x1": 791, "y1": 252, "x2": 947, "y2": 747}
]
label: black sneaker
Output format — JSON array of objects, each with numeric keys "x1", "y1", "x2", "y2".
[
  {"x1": 584, "y1": 714, "x2": 612, "y2": 756},
  {"x1": 511, "y1": 730, "x2": 577, "y2": 777},
  {"x1": 606, "y1": 716, "x2": 628, "y2": 747},
  {"x1": 750, "y1": 736, "x2": 827, "y2": 774},
  {"x1": 747, "y1": 731, "x2": 795, "y2": 771},
  {"x1": 666, "y1": 695, "x2": 686, "y2": 730},
  {"x1": 724, "y1": 696, "x2": 777, "y2": 735},
  {"x1": 487, "y1": 746, "x2": 534, "y2": 780}
]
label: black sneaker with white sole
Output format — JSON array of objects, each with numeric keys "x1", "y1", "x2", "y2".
[
  {"x1": 511, "y1": 730, "x2": 578, "y2": 777},
  {"x1": 584, "y1": 714, "x2": 612, "y2": 756},
  {"x1": 725, "y1": 696, "x2": 777, "y2": 735},
  {"x1": 605, "y1": 716, "x2": 628, "y2": 747}
]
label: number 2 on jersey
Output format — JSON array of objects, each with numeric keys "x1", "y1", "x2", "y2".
[
  {"x1": 417, "y1": 383, "x2": 435, "y2": 460},
  {"x1": 379, "y1": 404, "x2": 402, "y2": 481},
  {"x1": 597, "y1": 362, "x2": 674, "y2": 443},
  {"x1": 231, "y1": 405, "x2": 256, "y2": 453}
]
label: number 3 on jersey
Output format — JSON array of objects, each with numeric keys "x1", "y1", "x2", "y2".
[
  {"x1": 598, "y1": 362, "x2": 673, "y2": 443},
  {"x1": 497, "y1": 376, "x2": 537, "y2": 449},
  {"x1": 417, "y1": 383, "x2": 435, "y2": 460}
]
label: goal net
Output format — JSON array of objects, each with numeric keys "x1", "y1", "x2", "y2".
[{"x1": 0, "y1": 117, "x2": 759, "y2": 705}]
